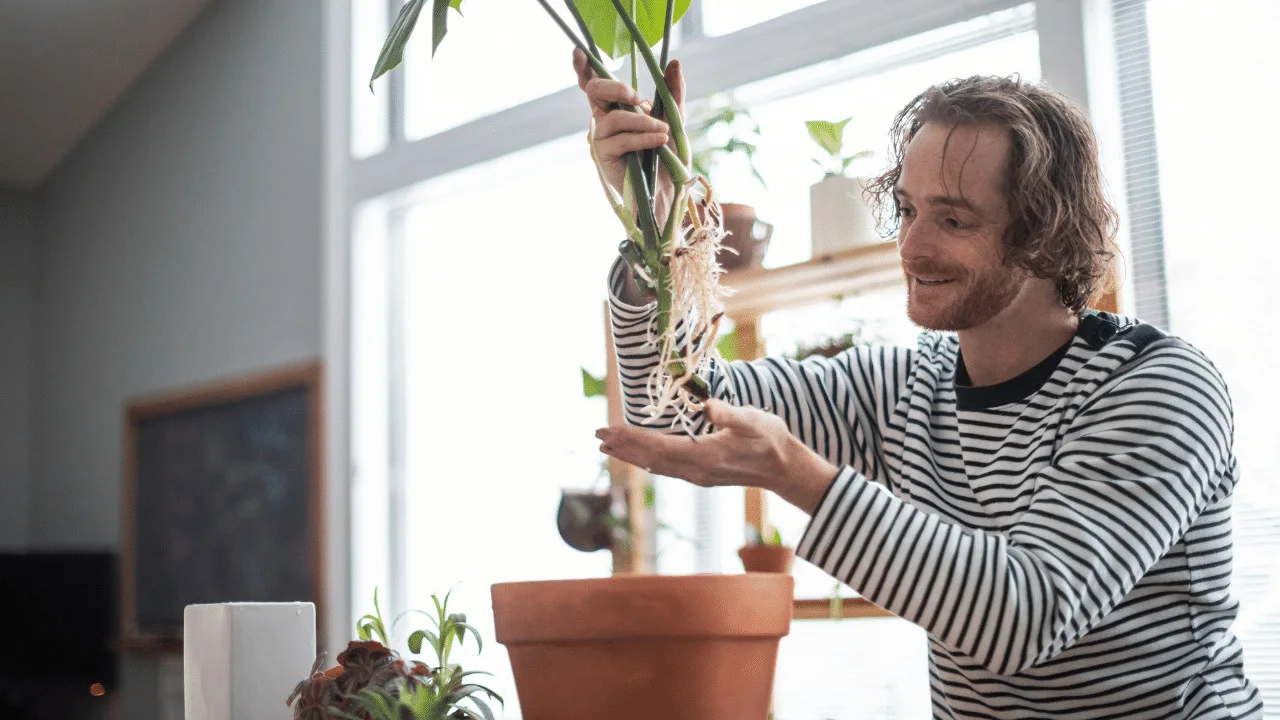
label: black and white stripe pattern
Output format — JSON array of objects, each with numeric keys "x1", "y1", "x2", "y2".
[{"x1": 608, "y1": 259, "x2": 1263, "y2": 718}]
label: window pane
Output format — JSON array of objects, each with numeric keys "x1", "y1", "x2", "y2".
[
  {"x1": 774, "y1": 618, "x2": 932, "y2": 719},
  {"x1": 700, "y1": 7, "x2": 1038, "y2": 269},
  {"x1": 396, "y1": 133, "x2": 623, "y2": 715},
  {"x1": 403, "y1": 3, "x2": 621, "y2": 141},
  {"x1": 701, "y1": 0, "x2": 827, "y2": 37},
  {"x1": 1146, "y1": 0, "x2": 1280, "y2": 712}
]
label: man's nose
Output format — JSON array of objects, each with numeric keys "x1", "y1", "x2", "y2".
[{"x1": 897, "y1": 219, "x2": 934, "y2": 261}]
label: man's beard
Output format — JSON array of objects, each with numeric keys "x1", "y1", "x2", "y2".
[{"x1": 904, "y1": 259, "x2": 1022, "y2": 331}]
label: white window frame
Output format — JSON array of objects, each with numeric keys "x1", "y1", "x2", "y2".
[{"x1": 320, "y1": 0, "x2": 1131, "y2": 650}]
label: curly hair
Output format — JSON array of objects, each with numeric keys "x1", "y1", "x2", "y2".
[{"x1": 865, "y1": 75, "x2": 1120, "y2": 313}]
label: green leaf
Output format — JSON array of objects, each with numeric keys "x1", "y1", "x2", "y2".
[
  {"x1": 643, "y1": 481, "x2": 656, "y2": 508},
  {"x1": 805, "y1": 118, "x2": 852, "y2": 158},
  {"x1": 769, "y1": 527, "x2": 783, "y2": 546},
  {"x1": 370, "y1": 0, "x2": 426, "y2": 89},
  {"x1": 408, "y1": 628, "x2": 439, "y2": 655},
  {"x1": 369, "y1": 0, "x2": 465, "y2": 89},
  {"x1": 581, "y1": 367, "x2": 606, "y2": 398},
  {"x1": 453, "y1": 622, "x2": 484, "y2": 654},
  {"x1": 571, "y1": 0, "x2": 691, "y2": 60},
  {"x1": 431, "y1": 0, "x2": 451, "y2": 57},
  {"x1": 714, "y1": 328, "x2": 738, "y2": 363}
]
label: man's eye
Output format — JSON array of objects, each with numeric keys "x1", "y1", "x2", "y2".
[
  {"x1": 898, "y1": 206, "x2": 915, "y2": 218},
  {"x1": 944, "y1": 217, "x2": 965, "y2": 230}
]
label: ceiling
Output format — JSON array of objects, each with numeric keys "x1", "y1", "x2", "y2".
[{"x1": 0, "y1": 0, "x2": 215, "y2": 189}]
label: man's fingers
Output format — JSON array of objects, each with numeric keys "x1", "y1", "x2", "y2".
[
  {"x1": 665, "y1": 59, "x2": 685, "y2": 117},
  {"x1": 584, "y1": 78, "x2": 643, "y2": 114},
  {"x1": 597, "y1": 426, "x2": 703, "y2": 479},
  {"x1": 703, "y1": 399, "x2": 753, "y2": 430},
  {"x1": 596, "y1": 132, "x2": 670, "y2": 157}
]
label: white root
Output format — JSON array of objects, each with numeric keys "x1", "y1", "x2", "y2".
[{"x1": 638, "y1": 176, "x2": 735, "y2": 435}]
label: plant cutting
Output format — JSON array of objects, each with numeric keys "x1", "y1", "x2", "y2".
[
  {"x1": 739, "y1": 521, "x2": 795, "y2": 574},
  {"x1": 805, "y1": 116, "x2": 882, "y2": 255},
  {"x1": 287, "y1": 589, "x2": 502, "y2": 720},
  {"x1": 371, "y1": 0, "x2": 728, "y2": 433}
]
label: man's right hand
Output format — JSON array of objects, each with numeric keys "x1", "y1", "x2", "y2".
[{"x1": 573, "y1": 47, "x2": 687, "y2": 220}]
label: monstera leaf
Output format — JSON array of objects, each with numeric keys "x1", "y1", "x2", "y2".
[{"x1": 571, "y1": 0, "x2": 691, "y2": 60}]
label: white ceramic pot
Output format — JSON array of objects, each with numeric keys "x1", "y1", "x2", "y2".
[{"x1": 810, "y1": 175, "x2": 881, "y2": 257}]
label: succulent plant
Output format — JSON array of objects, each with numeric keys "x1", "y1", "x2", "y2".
[{"x1": 287, "y1": 589, "x2": 502, "y2": 720}]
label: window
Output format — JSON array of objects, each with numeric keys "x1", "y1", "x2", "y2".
[
  {"x1": 1141, "y1": 0, "x2": 1280, "y2": 712},
  {"x1": 701, "y1": 0, "x2": 828, "y2": 37},
  {"x1": 402, "y1": 2, "x2": 623, "y2": 141},
  {"x1": 385, "y1": 133, "x2": 626, "y2": 712}
]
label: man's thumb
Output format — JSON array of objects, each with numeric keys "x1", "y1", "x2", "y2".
[{"x1": 704, "y1": 398, "x2": 748, "y2": 429}]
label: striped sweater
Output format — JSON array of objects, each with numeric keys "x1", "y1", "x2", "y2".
[{"x1": 607, "y1": 260, "x2": 1263, "y2": 719}]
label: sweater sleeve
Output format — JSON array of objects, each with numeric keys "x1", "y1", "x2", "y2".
[
  {"x1": 796, "y1": 339, "x2": 1235, "y2": 675},
  {"x1": 607, "y1": 256, "x2": 914, "y2": 484}
]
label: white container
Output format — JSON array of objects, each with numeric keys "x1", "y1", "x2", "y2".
[
  {"x1": 184, "y1": 602, "x2": 316, "y2": 720},
  {"x1": 810, "y1": 175, "x2": 881, "y2": 256}
]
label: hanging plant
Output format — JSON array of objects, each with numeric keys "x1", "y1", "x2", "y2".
[{"x1": 371, "y1": 0, "x2": 730, "y2": 433}]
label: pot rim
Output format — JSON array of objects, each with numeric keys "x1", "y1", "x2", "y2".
[{"x1": 491, "y1": 573, "x2": 793, "y2": 644}]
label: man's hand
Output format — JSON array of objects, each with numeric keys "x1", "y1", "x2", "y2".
[
  {"x1": 573, "y1": 47, "x2": 685, "y2": 220},
  {"x1": 595, "y1": 399, "x2": 839, "y2": 515}
]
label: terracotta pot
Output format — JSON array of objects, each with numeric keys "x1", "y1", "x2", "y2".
[
  {"x1": 718, "y1": 203, "x2": 773, "y2": 271},
  {"x1": 492, "y1": 573, "x2": 793, "y2": 720},
  {"x1": 738, "y1": 545, "x2": 795, "y2": 574}
]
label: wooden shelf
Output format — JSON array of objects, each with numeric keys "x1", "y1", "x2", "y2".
[
  {"x1": 793, "y1": 597, "x2": 894, "y2": 621},
  {"x1": 721, "y1": 241, "x2": 902, "y2": 319}
]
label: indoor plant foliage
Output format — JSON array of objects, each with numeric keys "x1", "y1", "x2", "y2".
[
  {"x1": 372, "y1": 0, "x2": 729, "y2": 432},
  {"x1": 287, "y1": 590, "x2": 502, "y2": 720},
  {"x1": 739, "y1": 522, "x2": 795, "y2": 574},
  {"x1": 805, "y1": 116, "x2": 881, "y2": 254},
  {"x1": 687, "y1": 94, "x2": 774, "y2": 270}
]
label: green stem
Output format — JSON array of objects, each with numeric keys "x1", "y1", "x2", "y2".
[
  {"x1": 606, "y1": 0, "x2": 690, "y2": 164},
  {"x1": 563, "y1": 0, "x2": 601, "y2": 63},
  {"x1": 644, "y1": 0, "x2": 678, "y2": 201}
]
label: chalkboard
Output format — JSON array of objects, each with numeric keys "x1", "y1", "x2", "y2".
[{"x1": 121, "y1": 363, "x2": 323, "y2": 649}]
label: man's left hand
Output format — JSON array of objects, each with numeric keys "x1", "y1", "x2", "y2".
[{"x1": 595, "y1": 399, "x2": 838, "y2": 514}]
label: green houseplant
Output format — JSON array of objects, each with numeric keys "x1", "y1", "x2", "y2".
[
  {"x1": 687, "y1": 94, "x2": 774, "y2": 270},
  {"x1": 372, "y1": 0, "x2": 729, "y2": 431},
  {"x1": 287, "y1": 589, "x2": 502, "y2": 720},
  {"x1": 739, "y1": 521, "x2": 795, "y2": 574},
  {"x1": 805, "y1": 116, "x2": 882, "y2": 256}
]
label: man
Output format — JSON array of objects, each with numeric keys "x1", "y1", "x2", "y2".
[{"x1": 575, "y1": 50, "x2": 1262, "y2": 718}]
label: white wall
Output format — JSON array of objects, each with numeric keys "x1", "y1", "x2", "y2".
[
  {"x1": 0, "y1": 189, "x2": 36, "y2": 550},
  {"x1": 31, "y1": 0, "x2": 324, "y2": 549}
]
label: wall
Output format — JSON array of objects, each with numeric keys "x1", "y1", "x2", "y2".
[
  {"x1": 30, "y1": 0, "x2": 324, "y2": 713},
  {"x1": 32, "y1": 0, "x2": 323, "y2": 548},
  {"x1": 0, "y1": 189, "x2": 36, "y2": 550}
]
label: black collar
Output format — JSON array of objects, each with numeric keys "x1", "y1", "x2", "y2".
[{"x1": 952, "y1": 311, "x2": 1114, "y2": 410}]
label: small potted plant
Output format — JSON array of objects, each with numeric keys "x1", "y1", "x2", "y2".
[
  {"x1": 739, "y1": 522, "x2": 796, "y2": 574},
  {"x1": 806, "y1": 117, "x2": 881, "y2": 256},
  {"x1": 287, "y1": 589, "x2": 502, "y2": 720},
  {"x1": 688, "y1": 93, "x2": 774, "y2": 271}
]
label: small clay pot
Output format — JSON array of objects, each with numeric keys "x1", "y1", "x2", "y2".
[
  {"x1": 738, "y1": 545, "x2": 795, "y2": 574},
  {"x1": 718, "y1": 203, "x2": 773, "y2": 271},
  {"x1": 492, "y1": 573, "x2": 793, "y2": 720},
  {"x1": 556, "y1": 490, "x2": 614, "y2": 552}
]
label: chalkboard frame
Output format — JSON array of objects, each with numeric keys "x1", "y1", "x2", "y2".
[{"x1": 119, "y1": 362, "x2": 324, "y2": 652}]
